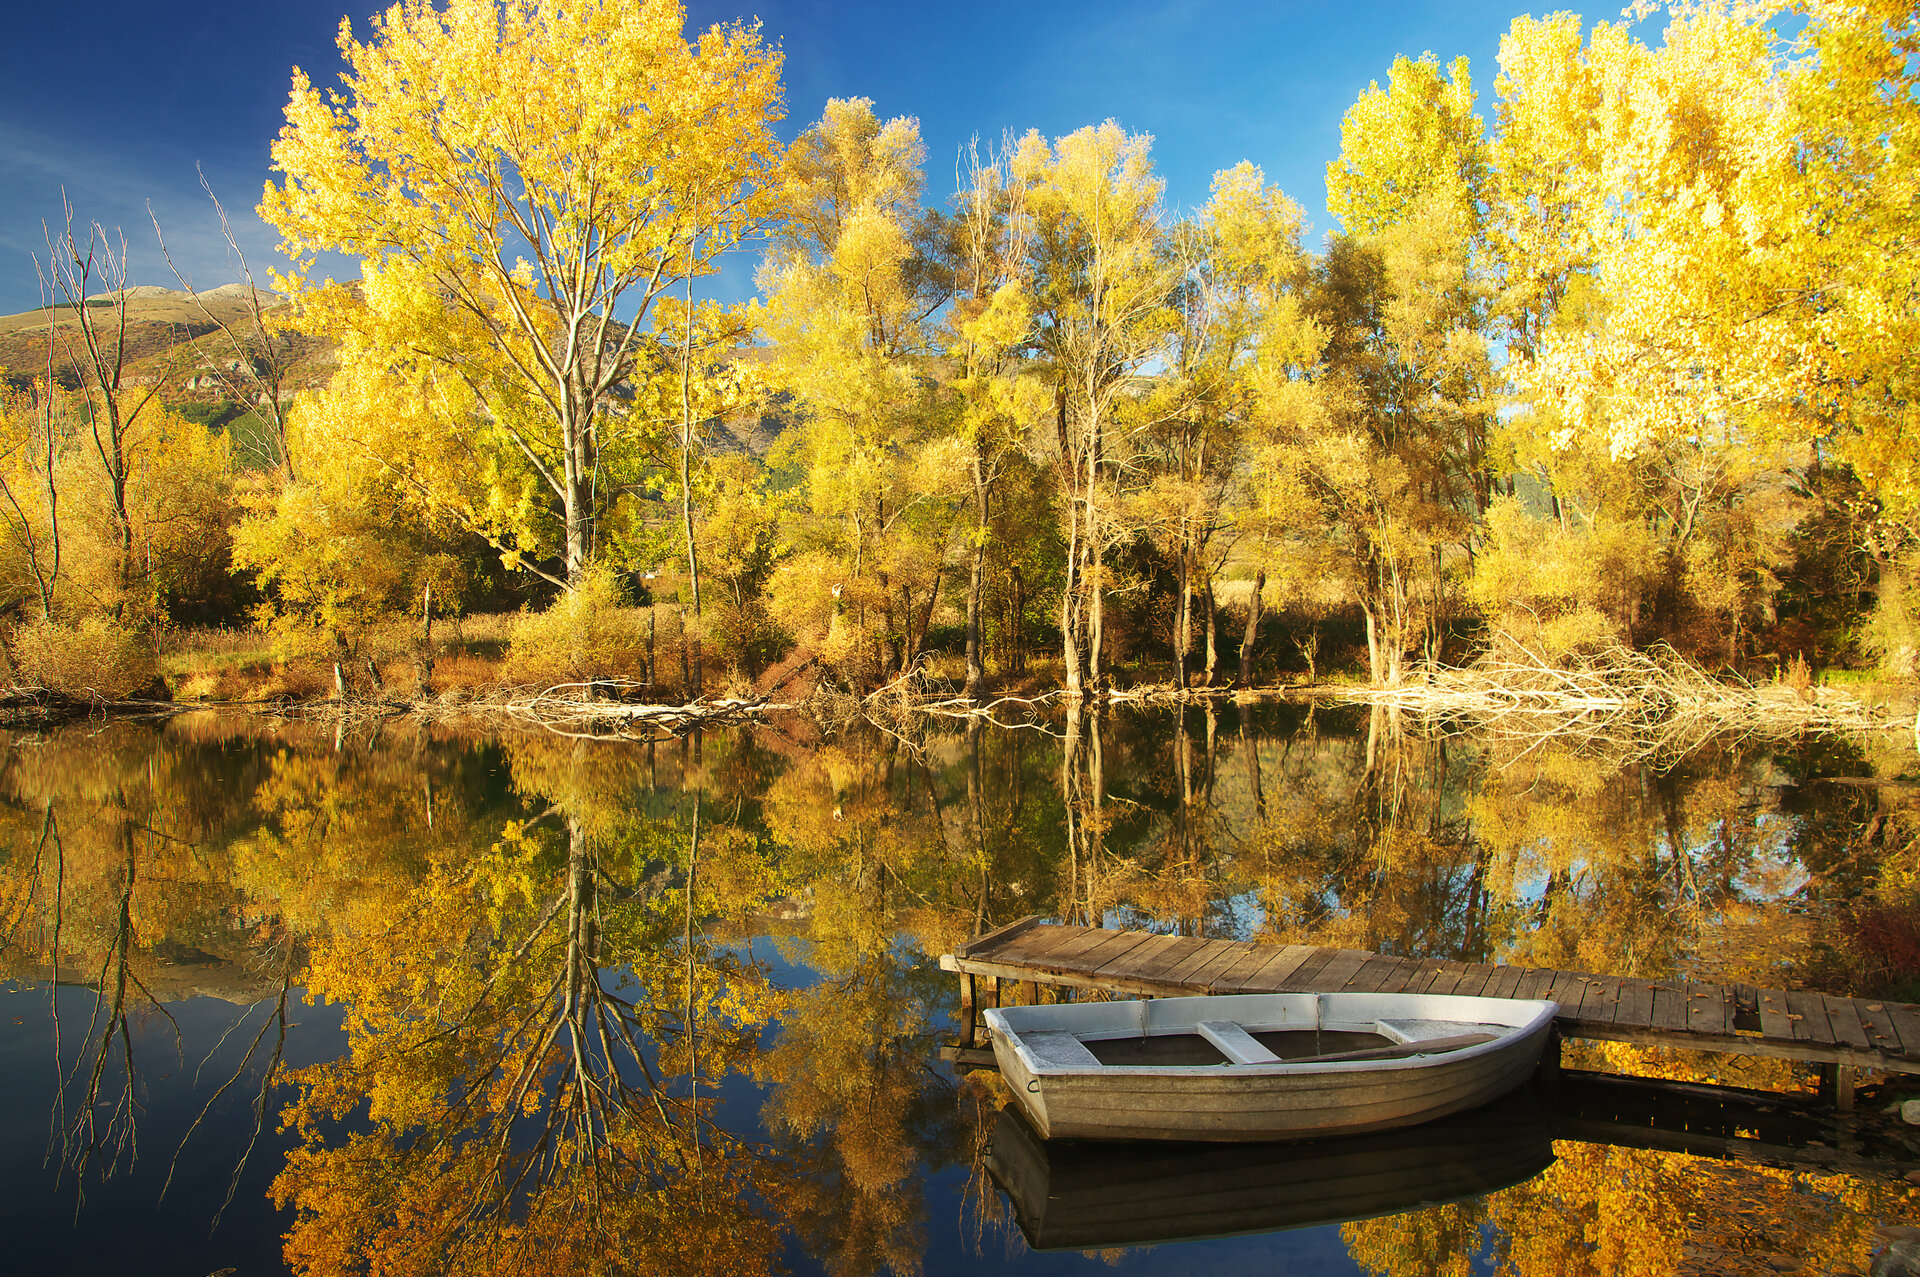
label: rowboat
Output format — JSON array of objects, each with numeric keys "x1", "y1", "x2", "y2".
[
  {"x1": 983, "y1": 990, "x2": 1557, "y2": 1142},
  {"x1": 985, "y1": 1088, "x2": 1556, "y2": 1250}
]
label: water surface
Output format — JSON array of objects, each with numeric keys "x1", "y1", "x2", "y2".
[{"x1": 1, "y1": 704, "x2": 1914, "y2": 1275}]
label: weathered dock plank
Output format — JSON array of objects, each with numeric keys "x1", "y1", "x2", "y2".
[{"x1": 942, "y1": 919, "x2": 1920, "y2": 1085}]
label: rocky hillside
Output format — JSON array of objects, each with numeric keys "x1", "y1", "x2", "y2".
[
  {"x1": 0, "y1": 284, "x2": 288, "y2": 383},
  {"x1": 0, "y1": 285, "x2": 787, "y2": 454}
]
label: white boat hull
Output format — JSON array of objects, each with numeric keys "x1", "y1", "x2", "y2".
[{"x1": 985, "y1": 991, "x2": 1557, "y2": 1142}]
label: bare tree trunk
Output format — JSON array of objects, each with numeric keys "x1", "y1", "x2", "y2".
[
  {"x1": 152, "y1": 178, "x2": 298, "y2": 481},
  {"x1": 416, "y1": 583, "x2": 434, "y2": 696},
  {"x1": 0, "y1": 344, "x2": 64, "y2": 619},
  {"x1": 1059, "y1": 389, "x2": 1086, "y2": 699},
  {"x1": 1089, "y1": 558, "x2": 1106, "y2": 694},
  {"x1": 1202, "y1": 581, "x2": 1220, "y2": 686},
  {"x1": 679, "y1": 605, "x2": 692, "y2": 700},
  {"x1": 965, "y1": 453, "x2": 989, "y2": 702},
  {"x1": 1174, "y1": 552, "x2": 1190, "y2": 688},
  {"x1": 44, "y1": 208, "x2": 173, "y2": 624},
  {"x1": 1363, "y1": 603, "x2": 1382, "y2": 686},
  {"x1": 1086, "y1": 413, "x2": 1107, "y2": 697},
  {"x1": 1011, "y1": 571, "x2": 1026, "y2": 676},
  {"x1": 679, "y1": 276, "x2": 703, "y2": 699},
  {"x1": 1238, "y1": 567, "x2": 1265, "y2": 688},
  {"x1": 563, "y1": 399, "x2": 596, "y2": 584},
  {"x1": 912, "y1": 563, "x2": 942, "y2": 672}
]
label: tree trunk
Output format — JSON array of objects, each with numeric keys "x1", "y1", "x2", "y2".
[
  {"x1": 679, "y1": 605, "x2": 692, "y2": 699},
  {"x1": 417, "y1": 582, "x2": 434, "y2": 695},
  {"x1": 1089, "y1": 560, "x2": 1106, "y2": 694},
  {"x1": 678, "y1": 278, "x2": 703, "y2": 698},
  {"x1": 1174, "y1": 553, "x2": 1190, "y2": 688},
  {"x1": 1086, "y1": 405, "x2": 1106, "y2": 696},
  {"x1": 964, "y1": 453, "x2": 989, "y2": 702},
  {"x1": 564, "y1": 399, "x2": 595, "y2": 584},
  {"x1": 1239, "y1": 567, "x2": 1265, "y2": 688},
  {"x1": 1058, "y1": 388, "x2": 1086, "y2": 699},
  {"x1": 1061, "y1": 583, "x2": 1084, "y2": 697},
  {"x1": 1363, "y1": 603, "x2": 1382, "y2": 686},
  {"x1": 1012, "y1": 571, "x2": 1026, "y2": 676},
  {"x1": 679, "y1": 439, "x2": 702, "y2": 698},
  {"x1": 913, "y1": 563, "x2": 942, "y2": 673},
  {"x1": 1202, "y1": 581, "x2": 1220, "y2": 686}
]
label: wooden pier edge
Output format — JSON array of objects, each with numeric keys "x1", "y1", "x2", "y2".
[{"x1": 940, "y1": 921, "x2": 1920, "y2": 1107}]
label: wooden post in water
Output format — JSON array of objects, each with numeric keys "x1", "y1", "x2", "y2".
[
  {"x1": 958, "y1": 973, "x2": 976, "y2": 1048},
  {"x1": 1819, "y1": 1063, "x2": 1856, "y2": 1111}
]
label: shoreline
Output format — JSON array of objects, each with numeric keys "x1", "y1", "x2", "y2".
[{"x1": 6, "y1": 669, "x2": 1915, "y2": 749}]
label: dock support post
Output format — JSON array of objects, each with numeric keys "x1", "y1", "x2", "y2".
[
  {"x1": 958, "y1": 973, "x2": 976, "y2": 1048},
  {"x1": 1819, "y1": 1063, "x2": 1856, "y2": 1112},
  {"x1": 1536, "y1": 1029, "x2": 1563, "y2": 1097}
]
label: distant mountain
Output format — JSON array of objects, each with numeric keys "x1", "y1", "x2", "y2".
[
  {"x1": 0, "y1": 284, "x2": 287, "y2": 385},
  {"x1": 0, "y1": 287, "x2": 792, "y2": 458}
]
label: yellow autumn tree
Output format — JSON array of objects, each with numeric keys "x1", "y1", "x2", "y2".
[
  {"x1": 757, "y1": 98, "x2": 967, "y2": 689},
  {"x1": 1, "y1": 384, "x2": 234, "y2": 693},
  {"x1": 1783, "y1": 0, "x2": 1920, "y2": 670},
  {"x1": 259, "y1": 0, "x2": 783, "y2": 591},
  {"x1": 1011, "y1": 123, "x2": 1179, "y2": 696},
  {"x1": 1478, "y1": 6, "x2": 1815, "y2": 659},
  {"x1": 231, "y1": 387, "x2": 473, "y2": 677}
]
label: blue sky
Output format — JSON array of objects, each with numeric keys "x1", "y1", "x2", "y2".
[{"x1": 0, "y1": 0, "x2": 1543, "y2": 316}]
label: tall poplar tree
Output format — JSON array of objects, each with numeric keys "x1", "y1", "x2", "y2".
[
  {"x1": 1011, "y1": 124, "x2": 1176, "y2": 696},
  {"x1": 757, "y1": 99, "x2": 963, "y2": 687}
]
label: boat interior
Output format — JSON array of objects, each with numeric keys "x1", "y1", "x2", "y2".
[
  {"x1": 996, "y1": 994, "x2": 1526, "y2": 1071},
  {"x1": 1083, "y1": 1029, "x2": 1393, "y2": 1068}
]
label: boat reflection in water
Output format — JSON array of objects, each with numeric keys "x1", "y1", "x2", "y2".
[{"x1": 984, "y1": 1086, "x2": 1557, "y2": 1252}]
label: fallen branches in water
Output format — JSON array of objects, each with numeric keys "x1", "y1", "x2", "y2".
[
  {"x1": 0, "y1": 688, "x2": 187, "y2": 726},
  {"x1": 501, "y1": 682, "x2": 780, "y2": 738},
  {"x1": 1335, "y1": 637, "x2": 1911, "y2": 764}
]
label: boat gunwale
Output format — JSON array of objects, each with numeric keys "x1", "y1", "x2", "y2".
[{"x1": 985, "y1": 993, "x2": 1559, "y2": 1081}]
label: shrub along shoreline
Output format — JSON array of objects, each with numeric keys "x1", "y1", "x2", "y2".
[{"x1": 5, "y1": 617, "x2": 1914, "y2": 752}]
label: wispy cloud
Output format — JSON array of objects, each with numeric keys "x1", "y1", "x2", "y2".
[{"x1": 0, "y1": 122, "x2": 288, "y2": 312}]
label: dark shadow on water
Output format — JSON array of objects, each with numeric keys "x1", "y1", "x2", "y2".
[{"x1": 984, "y1": 1085, "x2": 1558, "y2": 1252}]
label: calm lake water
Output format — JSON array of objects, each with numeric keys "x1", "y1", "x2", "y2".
[{"x1": 1, "y1": 703, "x2": 1916, "y2": 1276}]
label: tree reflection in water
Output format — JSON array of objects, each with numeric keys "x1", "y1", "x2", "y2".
[{"x1": 0, "y1": 707, "x2": 1917, "y2": 1275}]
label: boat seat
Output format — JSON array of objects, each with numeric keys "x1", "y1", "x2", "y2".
[
  {"x1": 1021, "y1": 1031, "x2": 1104, "y2": 1069},
  {"x1": 1377, "y1": 1018, "x2": 1499, "y2": 1044},
  {"x1": 1196, "y1": 1020, "x2": 1282, "y2": 1066}
]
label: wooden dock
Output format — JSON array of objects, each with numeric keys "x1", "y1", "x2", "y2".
[{"x1": 940, "y1": 917, "x2": 1920, "y2": 1108}]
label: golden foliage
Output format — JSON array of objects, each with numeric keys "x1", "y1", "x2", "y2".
[
  {"x1": 8, "y1": 616, "x2": 158, "y2": 698},
  {"x1": 502, "y1": 565, "x2": 646, "y2": 688},
  {"x1": 262, "y1": 0, "x2": 784, "y2": 587}
]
